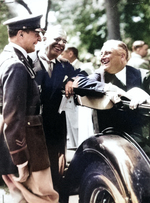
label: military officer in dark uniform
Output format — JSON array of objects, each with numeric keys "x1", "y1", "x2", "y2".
[{"x1": 0, "y1": 15, "x2": 58, "y2": 203}]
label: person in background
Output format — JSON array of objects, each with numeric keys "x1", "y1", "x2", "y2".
[
  {"x1": 61, "y1": 47, "x2": 83, "y2": 69},
  {"x1": 33, "y1": 26, "x2": 83, "y2": 194},
  {"x1": 61, "y1": 47, "x2": 94, "y2": 75},
  {"x1": 0, "y1": 15, "x2": 58, "y2": 203},
  {"x1": 73, "y1": 40, "x2": 150, "y2": 154},
  {"x1": 61, "y1": 47, "x2": 94, "y2": 148},
  {"x1": 127, "y1": 40, "x2": 150, "y2": 75},
  {"x1": 128, "y1": 41, "x2": 150, "y2": 82}
]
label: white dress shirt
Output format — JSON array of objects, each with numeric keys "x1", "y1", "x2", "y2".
[{"x1": 116, "y1": 66, "x2": 126, "y2": 86}]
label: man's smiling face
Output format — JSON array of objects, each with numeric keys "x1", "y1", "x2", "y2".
[
  {"x1": 50, "y1": 37, "x2": 67, "y2": 57},
  {"x1": 100, "y1": 44, "x2": 125, "y2": 74},
  {"x1": 44, "y1": 27, "x2": 67, "y2": 60}
]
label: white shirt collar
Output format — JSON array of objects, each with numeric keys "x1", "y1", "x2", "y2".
[
  {"x1": 72, "y1": 59, "x2": 78, "y2": 66},
  {"x1": 131, "y1": 52, "x2": 142, "y2": 59},
  {"x1": 115, "y1": 66, "x2": 126, "y2": 85},
  {"x1": 51, "y1": 58, "x2": 56, "y2": 63},
  {"x1": 9, "y1": 42, "x2": 28, "y2": 59}
]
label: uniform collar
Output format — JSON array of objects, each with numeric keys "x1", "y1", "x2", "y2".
[{"x1": 9, "y1": 42, "x2": 28, "y2": 59}]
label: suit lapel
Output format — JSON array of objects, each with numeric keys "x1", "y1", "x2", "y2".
[{"x1": 126, "y1": 66, "x2": 135, "y2": 90}]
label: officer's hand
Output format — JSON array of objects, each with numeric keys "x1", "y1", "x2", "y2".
[
  {"x1": 12, "y1": 162, "x2": 29, "y2": 183},
  {"x1": 65, "y1": 81, "x2": 74, "y2": 98}
]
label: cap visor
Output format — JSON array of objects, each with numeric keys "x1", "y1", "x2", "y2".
[{"x1": 35, "y1": 28, "x2": 45, "y2": 33}]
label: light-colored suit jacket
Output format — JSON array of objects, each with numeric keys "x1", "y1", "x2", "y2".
[{"x1": 128, "y1": 52, "x2": 150, "y2": 70}]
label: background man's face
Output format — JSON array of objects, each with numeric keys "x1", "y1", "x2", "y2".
[{"x1": 138, "y1": 44, "x2": 148, "y2": 58}]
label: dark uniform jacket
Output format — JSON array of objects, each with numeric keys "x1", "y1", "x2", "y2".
[
  {"x1": 0, "y1": 44, "x2": 50, "y2": 175},
  {"x1": 78, "y1": 65, "x2": 143, "y2": 134}
]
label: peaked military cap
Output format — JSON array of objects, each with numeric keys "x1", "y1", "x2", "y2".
[{"x1": 3, "y1": 14, "x2": 44, "y2": 32}]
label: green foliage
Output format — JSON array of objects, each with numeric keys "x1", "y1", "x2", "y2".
[
  {"x1": 119, "y1": 0, "x2": 150, "y2": 49},
  {"x1": 51, "y1": 0, "x2": 107, "y2": 54},
  {"x1": 0, "y1": 2, "x2": 12, "y2": 52},
  {"x1": 51, "y1": 0, "x2": 150, "y2": 55},
  {"x1": 1, "y1": 0, "x2": 150, "y2": 55},
  {"x1": 73, "y1": 8, "x2": 107, "y2": 54}
]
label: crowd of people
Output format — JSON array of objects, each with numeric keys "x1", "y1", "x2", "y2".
[{"x1": 0, "y1": 13, "x2": 150, "y2": 203}]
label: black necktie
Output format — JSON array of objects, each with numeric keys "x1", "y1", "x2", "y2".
[
  {"x1": 104, "y1": 71, "x2": 126, "y2": 91},
  {"x1": 104, "y1": 71, "x2": 116, "y2": 83},
  {"x1": 27, "y1": 55, "x2": 33, "y2": 68}
]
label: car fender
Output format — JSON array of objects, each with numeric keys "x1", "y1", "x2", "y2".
[{"x1": 62, "y1": 131, "x2": 150, "y2": 202}]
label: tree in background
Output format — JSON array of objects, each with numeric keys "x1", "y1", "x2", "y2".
[
  {"x1": 1, "y1": 0, "x2": 150, "y2": 56},
  {"x1": 51, "y1": 0, "x2": 107, "y2": 55},
  {"x1": 105, "y1": 0, "x2": 121, "y2": 40},
  {"x1": 0, "y1": 1, "x2": 12, "y2": 52},
  {"x1": 120, "y1": 0, "x2": 150, "y2": 50},
  {"x1": 51, "y1": 0, "x2": 150, "y2": 54}
]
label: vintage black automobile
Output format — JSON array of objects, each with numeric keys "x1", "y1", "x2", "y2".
[{"x1": 60, "y1": 87, "x2": 150, "y2": 203}]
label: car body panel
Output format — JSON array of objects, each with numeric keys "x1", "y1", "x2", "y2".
[{"x1": 62, "y1": 129, "x2": 150, "y2": 202}]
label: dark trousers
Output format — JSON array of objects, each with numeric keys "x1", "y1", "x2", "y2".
[{"x1": 46, "y1": 139, "x2": 66, "y2": 192}]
